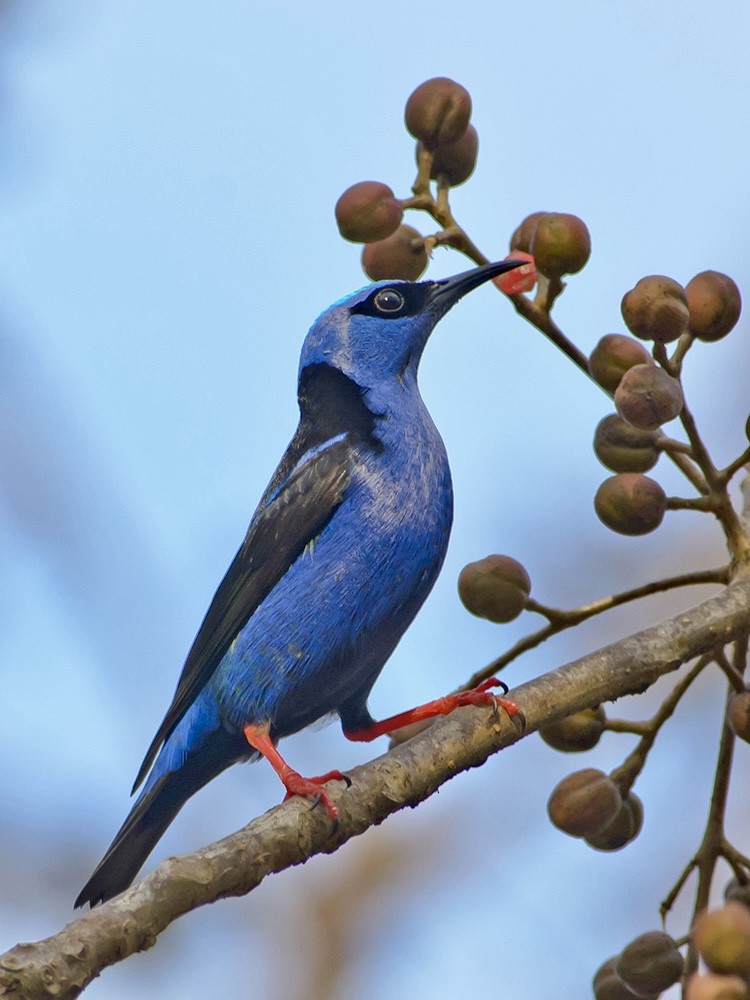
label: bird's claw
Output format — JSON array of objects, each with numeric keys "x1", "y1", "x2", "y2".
[
  {"x1": 283, "y1": 768, "x2": 350, "y2": 822},
  {"x1": 457, "y1": 677, "x2": 522, "y2": 728}
]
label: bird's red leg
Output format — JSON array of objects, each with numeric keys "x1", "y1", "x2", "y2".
[
  {"x1": 243, "y1": 722, "x2": 346, "y2": 819},
  {"x1": 345, "y1": 677, "x2": 522, "y2": 742}
]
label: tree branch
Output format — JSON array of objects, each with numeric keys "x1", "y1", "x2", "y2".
[{"x1": 4, "y1": 578, "x2": 750, "y2": 999}]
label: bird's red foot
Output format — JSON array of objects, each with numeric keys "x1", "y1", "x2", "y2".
[
  {"x1": 281, "y1": 769, "x2": 348, "y2": 819},
  {"x1": 243, "y1": 723, "x2": 347, "y2": 820},
  {"x1": 345, "y1": 677, "x2": 522, "y2": 742}
]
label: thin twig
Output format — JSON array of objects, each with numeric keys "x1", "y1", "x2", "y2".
[
  {"x1": 683, "y1": 687, "x2": 737, "y2": 977},
  {"x1": 610, "y1": 656, "x2": 711, "y2": 794},
  {"x1": 465, "y1": 567, "x2": 728, "y2": 687}
]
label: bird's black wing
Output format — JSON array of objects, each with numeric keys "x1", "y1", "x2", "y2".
[{"x1": 132, "y1": 432, "x2": 354, "y2": 792}]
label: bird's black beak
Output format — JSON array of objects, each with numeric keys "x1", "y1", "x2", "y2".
[{"x1": 427, "y1": 259, "x2": 524, "y2": 316}]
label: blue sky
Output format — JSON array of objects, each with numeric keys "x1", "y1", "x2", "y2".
[{"x1": 1, "y1": 3, "x2": 749, "y2": 997}]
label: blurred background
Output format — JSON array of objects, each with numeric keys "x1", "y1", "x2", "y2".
[{"x1": 1, "y1": 2, "x2": 749, "y2": 996}]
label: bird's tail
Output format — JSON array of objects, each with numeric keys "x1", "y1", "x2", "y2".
[{"x1": 75, "y1": 726, "x2": 247, "y2": 908}]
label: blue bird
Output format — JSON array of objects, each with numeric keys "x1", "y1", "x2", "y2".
[{"x1": 75, "y1": 259, "x2": 523, "y2": 907}]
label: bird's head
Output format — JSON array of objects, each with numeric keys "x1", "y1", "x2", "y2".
[{"x1": 298, "y1": 259, "x2": 523, "y2": 390}]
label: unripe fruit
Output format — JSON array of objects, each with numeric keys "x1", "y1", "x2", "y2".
[
  {"x1": 594, "y1": 958, "x2": 657, "y2": 1000},
  {"x1": 586, "y1": 793, "x2": 643, "y2": 851},
  {"x1": 621, "y1": 275, "x2": 690, "y2": 343},
  {"x1": 615, "y1": 931, "x2": 683, "y2": 995},
  {"x1": 509, "y1": 211, "x2": 548, "y2": 254},
  {"x1": 594, "y1": 414, "x2": 659, "y2": 474},
  {"x1": 416, "y1": 125, "x2": 478, "y2": 186},
  {"x1": 529, "y1": 212, "x2": 591, "y2": 278},
  {"x1": 728, "y1": 692, "x2": 750, "y2": 743},
  {"x1": 594, "y1": 473, "x2": 667, "y2": 536},
  {"x1": 686, "y1": 271, "x2": 742, "y2": 342},
  {"x1": 539, "y1": 706, "x2": 606, "y2": 752},
  {"x1": 457, "y1": 555, "x2": 531, "y2": 623},
  {"x1": 335, "y1": 181, "x2": 403, "y2": 243},
  {"x1": 405, "y1": 77, "x2": 471, "y2": 148},
  {"x1": 361, "y1": 224, "x2": 428, "y2": 282},
  {"x1": 694, "y1": 903, "x2": 750, "y2": 976},
  {"x1": 686, "y1": 971, "x2": 750, "y2": 1000},
  {"x1": 588, "y1": 334, "x2": 654, "y2": 394},
  {"x1": 547, "y1": 768, "x2": 621, "y2": 838},
  {"x1": 614, "y1": 364, "x2": 684, "y2": 431}
]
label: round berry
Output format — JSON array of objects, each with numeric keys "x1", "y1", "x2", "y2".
[
  {"x1": 728, "y1": 692, "x2": 750, "y2": 743},
  {"x1": 585, "y1": 793, "x2": 643, "y2": 851},
  {"x1": 361, "y1": 224, "x2": 428, "y2": 281},
  {"x1": 686, "y1": 270, "x2": 742, "y2": 342},
  {"x1": 405, "y1": 77, "x2": 472, "y2": 148},
  {"x1": 693, "y1": 903, "x2": 750, "y2": 976},
  {"x1": 594, "y1": 473, "x2": 667, "y2": 536},
  {"x1": 529, "y1": 212, "x2": 591, "y2": 278},
  {"x1": 539, "y1": 706, "x2": 606, "y2": 752},
  {"x1": 416, "y1": 124, "x2": 478, "y2": 186},
  {"x1": 547, "y1": 768, "x2": 621, "y2": 838},
  {"x1": 594, "y1": 414, "x2": 659, "y2": 474},
  {"x1": 588, "y1": 334, "x2": 654, "y2": 394},
  {"x1": 594, "y1": 957, "x2": 658, "y2": 1000},
  {"x1": 335, "y1": 181, "x2": 403, "y2": 243},
  {"x1": 616, "y1": 931, "x2": 683, "y2": 995},
  {"x1": 685, "y1": 971, "x2": 750, "y2": 1000},
  {"x1": 621, "y1": 275, "x2": 689, "y2": 343},
  {"x1": 457, "y1": 555, "x2": 531, "y2": 623},
  {"x1": 509, "y1": 211, "x2": 548, "y2": 254},
  {"x1": 614, "y1": 364, "x2": 684, "y2": 431}
]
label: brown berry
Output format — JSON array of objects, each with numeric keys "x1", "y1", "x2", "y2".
[
  {"x1": 547, "y1": 768, "x2": 622, "y2": 838},
  {"x1": 539, "y1": 706, "x2": 606, "y2": 752},
  {"x1": 509, "y1": 211, "x2": 548, "y2": 254},
  {"x1": 594, "y1": 957, "x2": 657, "y2": 1000},
  {"x1": 335, "y1": 181, "x2": 403, "y2": 243},
  {"x1": 404, "y1": 77, "x2": 471, "y2": 148},
  {"x1": 588, "y1": 334, "x2": 654, "y2": 394},
  {"x1": 594, "y1": 473, "x2": 667, "y2": 536},
  {"x1": 725, "y1": 879, "x2": 750, "y2": 910},
  {"x1": 416, "y1": 124, "x2": 479, "y2": 186},
  {"x1": 686, "y1": 271, "x2": 742, "y2": 342},
  {"x1": 686, "y1": 971, "x2": 750, "y2": 1000},
  {"x1": 728, "y1": 692, "x2": 750, "y2": 743},
  {"x1": 615, "y1": 931, "x2": 683, "y2": 995},
  {"x1": 361, "y1": 224, "x2": 428, "y2": 281},
  {"x1": 529, "y1": 212, "x2": 591, "y2": 278},
  {"x1": 586, "y1": 793, "x2": 643, "y2": 851},
  {"x1": 621, "y1": 275, "x2": 690, "y2": 343},
  {"x1": 457, "y1": 555, "x2": 531, "y2": 623},
  {"x1": 615, "y1": 364, "x2": 684, "y2": 430},
  {"x1": 594, "y1": 414, "x2": 659, "y2": 473},
  {"x1": 694, "y1": 903, "x2": 750, "y2": 976}
]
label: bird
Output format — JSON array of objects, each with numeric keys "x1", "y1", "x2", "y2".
[{"x1": 75, "y1": 258, "x2": 523, "y2": 907}]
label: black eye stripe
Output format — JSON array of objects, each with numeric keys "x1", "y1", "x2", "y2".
[{"x1": 349, "y1": 282, "x2": 434, "y2": 319}]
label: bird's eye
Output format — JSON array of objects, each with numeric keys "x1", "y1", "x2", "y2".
[{"x1": 373, "y1": 288, "x2": 405, "y2": 314}]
